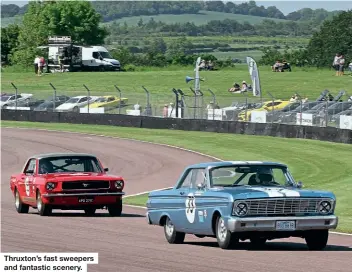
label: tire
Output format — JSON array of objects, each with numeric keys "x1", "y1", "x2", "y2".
[
  {"x1": 36, "y1": 191, "x2": 52, "y2": 216},
  {"x1": 14, "y1": 189, "x2": 29, "y2": 213},
  {"x1": 107, "y1": 199, "x2": 122, "y2": 216},
  {"x1": 250, "y1": 237, "x2": 267, "y2": 248},
  {"x1": 305, "y1": 230, "x2": 329, "y2": 250},
  {"x1": 215, "y1": 215, "x2": 239, "y2": 249},
  {"x1": 164, "y1": 216, "x2": 185, "y2": 244},
  {"x1": 84, "y1": 207, "x2": 96, "y2": 216},
  {"x1": 72, "y1": 106, "x2": 79, "y2": 113}
]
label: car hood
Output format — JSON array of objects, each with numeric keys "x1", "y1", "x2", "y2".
[
  {"x1": 56, "y1": 103, "x2": 76, "y2": 110},
  {"x1": 44, "y1": 172, "x2": 122, "y2": 181},
  {"x1": 211, "y1": 186, "x2": 334, "y2": 199}
]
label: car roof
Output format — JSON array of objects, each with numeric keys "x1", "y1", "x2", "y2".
[
  {"x1": 187, "y1": 161, "x2": 287, "y2": 169},
  {"x1": 30, "y1": 153, "x2": 97, "y2": 159}
]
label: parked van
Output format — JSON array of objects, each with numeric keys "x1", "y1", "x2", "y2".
[{"x1": 80, "y1": 46, "x2": 121, "y2": 71}]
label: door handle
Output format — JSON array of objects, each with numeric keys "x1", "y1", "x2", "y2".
[{"x1": 180, "y1": 192, "x2": 185, "y2": 195}]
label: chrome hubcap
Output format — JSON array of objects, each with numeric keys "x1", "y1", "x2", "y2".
[
  {"x1": 165, "y1": 219, "x2": 174, "y2": 236},
  {"x1": 37, "y1": 195, "x2": 42, "y2": 211},
  {"x1": 15, "y1": 192, "x2": 20, "y2": 209},
  {"x1": 217, "y1": 217, "x2": 227, "y2": 241}
]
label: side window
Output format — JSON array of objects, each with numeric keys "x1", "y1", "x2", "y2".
[
  {"x1": 80, "y1": 97, "x2": 88, "y2": 102},
  {"x1": 92, "y1": 52, "x2": 99, "y2": 59},
  {"x1": 273, "y1": 102, "x2": 282, "y2": 106},
  {"x1": 107, "y1": 97, "x2": 114, "y2": 102},
  {"x1": 265, "y1": 102, "x2": 273, "y2": 107},
  {"x1": 9, "y1": 96, "x2": 16, "y2": 100},
  {"x1": 179, "y1": 169, "x2": 206, "y2": 189},
  {"x1": 24, "y1": 159, "x2": 36, "y2": 175}
]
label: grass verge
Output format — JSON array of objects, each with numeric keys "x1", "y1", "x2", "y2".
[{"x1": 1, "y1": 120, "x2": 351, "y2": 233}]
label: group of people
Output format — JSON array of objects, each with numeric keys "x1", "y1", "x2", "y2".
[
  {"x1": 34, "y1": 56, "x2": 46, "y2": 76},
  {"x1": 289, "y1": 94, "x2": 308, "y2": 103},
  {"x1": 332, "y1": 53, "x2": 352, "y2": 76},
  {"x1": 271, "y1": 60, "x2": 291, "y2": 72},
  {"x1": 199, "y1": 59, "x2": 214, "y2": 71},
  {"x1": 228, "y1": 80, "x2": 252, "y2": 93}
]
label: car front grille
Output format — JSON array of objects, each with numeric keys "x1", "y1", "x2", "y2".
[
  {"x1": 246, "y1": 198, "x2": 331, "y2": 216},
  {"x1": 62, "y1": 180, "x2": 110, "y2": 190}
]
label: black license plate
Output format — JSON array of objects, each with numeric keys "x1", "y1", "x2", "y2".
[{"x1": 78, "y1": 196, "x2": 95, "y2": 203}]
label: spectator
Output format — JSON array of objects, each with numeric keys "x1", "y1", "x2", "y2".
[
  {"x1": 338, "y1": 55, "x2": 345, "y2": 76},
  {"x1": 34, "y1": 56, "x2": 40, "y2": 75},
  {"x1": 332, "y1": 53, "x2": 340, "y2": 76},
  {"x1": 39, "y1": 56, "x2": 45, "y2": 74},
  {"x1": 272, "y1": 60, "x2": 282, "y2": 72},
  {"x1": 349, "y1": 61, "x2": 352, "y2": 74},
  {"x1": 241, "y1": 81, "x2": 248, "y2": 92}
]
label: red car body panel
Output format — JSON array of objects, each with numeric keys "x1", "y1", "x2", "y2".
[{"x1": 10, "y1": 155, "x2": 125, "y2": 209}]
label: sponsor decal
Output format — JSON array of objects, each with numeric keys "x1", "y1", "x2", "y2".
[
  {"x1": 198, "y1": 211, "x2": 204, "y2": 223},
  {"x1": 185, "y1": 193, "x2": 196, "y2": 223}
]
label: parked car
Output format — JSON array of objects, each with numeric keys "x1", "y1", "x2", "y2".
[
  {"x1": 277, "y1": 101, "x2": 323, "y2": 124},
  {"x1": 237, "y1": 100, "x2": 291, "y2": 121},
  {"x1": 84, "y1": 95, "x2": 128, "y2": 109},
  {"x1": 55, "y1": 96, "x2": 99, "y2": 112},
  {"x1": 10, "y1": 153, "x2": 125, "y2": 216},
  {"x1": 0, "y1": 93, "x2": 33, "y2": 109},
  {"x1": 33, "y1": 95, "x2": 70, "y2": 111},
  {"x1": 146, "y1": 161, "x2": 338, "y2": 250}
]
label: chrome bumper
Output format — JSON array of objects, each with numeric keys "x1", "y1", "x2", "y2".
[
  {"x1": 227, "y1": 215, "x2": 338, "y2": 232},
  {"x1": 42, "y1": 192, "x2": 125, "y2": 197}
]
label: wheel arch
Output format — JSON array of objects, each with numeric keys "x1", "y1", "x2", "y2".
[
  {"x1": 159, "y1": 212, "x2": 172, "y2": 226},
  {"x1": 211, "y1": 210, "x2": 222, "y2": 235}
]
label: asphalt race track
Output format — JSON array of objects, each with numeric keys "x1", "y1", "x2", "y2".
[{"x1": 1, "y1": 127, "x2": 351, "y2": 272}]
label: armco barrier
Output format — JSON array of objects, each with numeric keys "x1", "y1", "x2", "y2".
[{"x1": 1, "y1": 110, "x2": 351, "y2": 144}]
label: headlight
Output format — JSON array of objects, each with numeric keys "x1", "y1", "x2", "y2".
[
  {"x1": 114, "y1": 180, "x2": 124, "y2": 189},
  {"x1": 318, "y1": 200, "x2": 332, "y2": 214},
  {"x1": 46, "y1": 182, "x2": 56, "y2": 190},
  {"x1": 233, "y1": 201, "x2": 248, "y2": 216}
]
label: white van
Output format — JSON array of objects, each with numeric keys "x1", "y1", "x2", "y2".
[{"x1": 81, "y1": 46, "x2": 121, "y2": 71}]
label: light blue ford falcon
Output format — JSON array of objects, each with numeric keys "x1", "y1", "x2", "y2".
[{"x1": 146, "y1": 161, "x2": 338, "y2": 250}]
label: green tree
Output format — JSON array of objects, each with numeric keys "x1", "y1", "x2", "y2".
[
  {"x1": 306, "y1": 10, "x2": 352, "y2": 67},
  {"x1": 1, "y1": 24, "x2": 20, "y2": 64},
  {"x1": 12, "y1": 0, "x2": 108, "y2": 66}
]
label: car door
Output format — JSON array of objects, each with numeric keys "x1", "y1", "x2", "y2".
[
  {"x1": 78, "y1": 96, "x2": 88, "y2": 107},
  {"x1": 19, "y1": 158, "x2": 37, "y2": 204}
]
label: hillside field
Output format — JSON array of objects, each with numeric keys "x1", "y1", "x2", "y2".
[{"x1": 1, "y1": 66, "x2": 351, "y2": 112}]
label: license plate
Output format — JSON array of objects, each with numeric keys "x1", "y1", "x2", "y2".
[
  {"x1": 78, "y1": 196, "x2": 94, "y2": 203},
  {"x1": 275, "y1": 220, "x2": 296, "y2": 231}
]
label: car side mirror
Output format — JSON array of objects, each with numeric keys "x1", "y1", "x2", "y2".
[
  {"x1": 25, "y1": 169, "x2": 34, "y2": 175},
  {"x1": 197, "y1": 183, "x2": 206, "y2": 190},
  {"x1": 104, "y1": 167, "x2": 109, "y2": 172},
  {"x1": 297, "y1": 181, "x2": 303, "y2": 188}
]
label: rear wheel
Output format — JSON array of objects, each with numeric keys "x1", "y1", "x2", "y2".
[
  {"x1": 36, "y1": 191, "x2": 52, "y2": 216},
  {"x1": 305, "y1": 230, "x2": 329, "y2": 250},
  {"x1": 14, "y1": 189, "x2": 29, "y2": 213},
  {"x1": 164, "y1": 216, "x2": 185, "y2": 244},
  {"x1": 216, "y1": 215, "x2": 239, "y2": 249},
  {"x1": 84, "y1": 207, "x2": 96, "y2": 216},
  {"x1": 107, "y1": 199, "x2": 122, "y2": 216}
]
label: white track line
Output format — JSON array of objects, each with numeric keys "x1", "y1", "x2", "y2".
[{"x1": 2, "y1": 125, "x2": 351, "y2": 236}]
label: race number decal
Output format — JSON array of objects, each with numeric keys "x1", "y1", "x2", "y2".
[
  {"x1": 24, "y1": 176, "x2": 30, "y2": 196},
  {"x1": 185, "y1": 193, "x2": 196, "y2": 223}
]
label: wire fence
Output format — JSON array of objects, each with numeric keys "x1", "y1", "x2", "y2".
[{"x1": 1, "y1": 82, "x2": 352, "y2": 130}]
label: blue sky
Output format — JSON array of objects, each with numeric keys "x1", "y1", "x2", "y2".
[{"x1": 2, "y1": 1, "x2": 352, "y2": 15}]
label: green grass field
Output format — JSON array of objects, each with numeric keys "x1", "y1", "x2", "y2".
[
  {"x1": 1, "y1": 67, "x2": 351, "y2": 112},
  {"x1": 103, "y1": 10, "x2": 289, "y2": 26},
  {"x1": 1, "y1": 121, "x2": 351, "y2": 233}
]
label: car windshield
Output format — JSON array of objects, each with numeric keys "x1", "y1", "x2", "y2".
[
  {"x1": 65, "y1": 98, "x2": 80, "y2": 103},
  {"x1": 99, "y1": 51, "x2": 112, "y2": 59},
  {"x1": 38, "y1": 156, "x2": 103, "y2": 174},
  {"x1": 210, "y1": 165, "x2": 295, "y2": 187},
  {"x1": 1, "y1": 96, "x2": 10, "y2": 101}
]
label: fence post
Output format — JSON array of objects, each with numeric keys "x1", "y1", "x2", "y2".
[
  {"x1": 189, "y1": 87, "x2": 197, "y2": 119},
  {"x1": 141, "y1": 86, "x2": 152, "y2": 116},
  {"x1": 114, "y1": 85, "x2": 122, "y2": 114},
  {"x1": 177, "y1": 89, "x2": 186, "y2": 118},
  {"x1": 49, "y1": 83, "x2": 57, "y2": 111},
  {"x1": 10, "y1": 82, "x2": 18, "y2": 110},
  {"x1": 267, "y1": 91, "x2": 275, "y2": 124},
  {"x1": 207, "y1": 88, "x2": 216, "y2": 120},
  {"x1": 83, "y1": 84, "x2": 91, "y2": 114},
  {"x1": 194, "y1": 88, "x2": 204, "y2": 119},
  {"x1": 172, "y1": 88, "x2": 179, "y2": 118}
]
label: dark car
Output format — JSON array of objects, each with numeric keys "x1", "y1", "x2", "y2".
[{"x1": 33, "y1": 95, "x2": 70, "y2": 111}]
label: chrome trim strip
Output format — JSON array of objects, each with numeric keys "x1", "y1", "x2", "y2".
[{"x1": 42, "y1": 192, "x2": 125, "y2": 197}]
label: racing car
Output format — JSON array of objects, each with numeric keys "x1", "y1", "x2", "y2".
[{"x1": 10, "y1": 153, "x2": 125, "y2": 216}]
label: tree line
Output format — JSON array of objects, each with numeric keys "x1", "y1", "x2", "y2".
[{"x1": 1, "y1": 0, "x2": 342, "y2": 26}]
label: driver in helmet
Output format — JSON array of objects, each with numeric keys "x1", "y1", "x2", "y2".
[
  {"x1": 248, "y1": 167, "x2": 274, "y2": 185},
  {"x1": 39, "y1": 159, "x2": 53, "y2": 174}
]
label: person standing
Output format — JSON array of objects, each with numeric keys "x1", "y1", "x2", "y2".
[
  {"x1": 34, "y1": 55, "x2": 40, "y2": 75},
  {"x1": 338, "y1": 55, "x2": 345, "y2": 76}
]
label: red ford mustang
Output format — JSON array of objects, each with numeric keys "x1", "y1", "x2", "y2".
[{"x1": 10, "y1": 153, "x2": 125, "y2": 216}]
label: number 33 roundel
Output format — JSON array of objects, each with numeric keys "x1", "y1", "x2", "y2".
[{"x1": 185, "y1": 193, "x2": 196, "y2": 223}]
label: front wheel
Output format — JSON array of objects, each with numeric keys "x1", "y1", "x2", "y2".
[
  {"x1": 305, "y1": 230, "x2": 329, "y2": 250},
  {"x1": 14, "y1": 189, "x2": 29, "y2": 213},
  {"x1": 164, "y1": 216, "x2": 185, "y2": 244},
  {"x1": 216, "y1": 215, "x2": 239, "y2": 249},
  {"x1": 107, "y1": 199, "x2": 122, "y2": 216},
  {"x1": 36, "y1": 191, "x2": 52, "y2": 216}
]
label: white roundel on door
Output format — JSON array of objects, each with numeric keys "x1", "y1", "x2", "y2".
[
  {"x1": 25, "y1": 176, "x2": 30, "y2": 196},
  {"x1": 185, "y1": 193, "x2": 196, "y2": 223}
]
